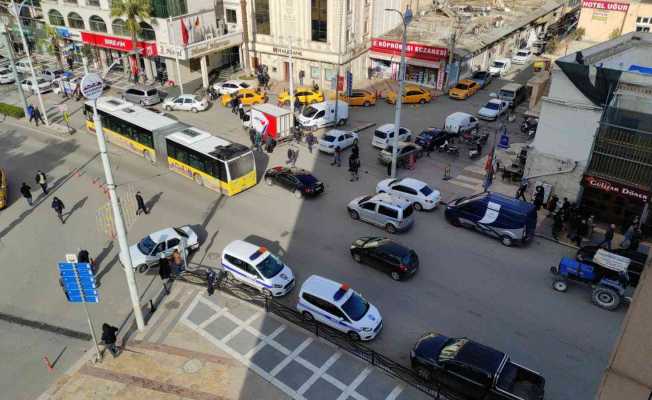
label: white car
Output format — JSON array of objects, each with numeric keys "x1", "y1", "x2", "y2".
[
  {"x1": 478, "y1": 99, "x2": 509, "y2": 120},
  {"x1": 213, "y1": 80, "x2": 250, "y2": 95},
  {"x1": 318, "y1": 129, "x2": 358, "y2": 153},
  {"x1": 40, "y1": 68, "x2": 65, "y2": 82},
  {"x1": 512, "y1": 49, "x2": 532, "y2": 65},
  {"x1": 163, "y1": 94, "x2": 208, "y2": 112},
  {"x1": 0, "y1": 68, "x2": 16, "y2": 84},
  {"x1": 297, "y1": 275, "x2": 383, "y2": 341},
  {"x1": 124, "y1": 226, "x2": 200, "y2": 273},
  {"x1": 52, "y1": 76, "x2": 79, "y2": 95},
  {"x1": 488, "y1": 58, "x2": 511, "y2": 77},
  {"x1": 376, "y1": 177, "x2": 441, "y2": 211},
  {"x1": 15, "y1": 59, "x2": 31, "y2": 74},
  {"x1": 372, "y1": 123, "x2": 412, "y2": 149},
  {"x1": 21, "y1": 78, "x2": 52, "y2": 94},
  {"x1": 222, "y1": 240, "x2": 295, "y2": 297}
]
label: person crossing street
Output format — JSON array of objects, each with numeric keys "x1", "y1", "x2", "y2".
[
  {"x1": 35, "y1": 170, "x2": 48, "y2": 194},
  {"x1": 136, "y1": 191, "x2": 149, "y2": 215},
  {"x1": 51, "y1": 196, "x2": 65, "y2": 224},
  {"x1": 20, "y1": 182, "x2": 33, "y2": 206}
]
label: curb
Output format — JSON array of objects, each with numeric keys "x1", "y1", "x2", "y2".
[
  {"x1": 352, "y1": 122, "x2": 376, "y2": 133},
  {"x1": 534, "y1": 232, "x2": 579, "y2": 250},
  {"x1": 2, "y1": 118, "x2": 70, "y2": 141}
]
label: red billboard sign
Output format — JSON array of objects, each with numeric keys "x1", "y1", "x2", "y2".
[
  {"x1": 371, "y1": 39, "x2": 448, "y2": 62},
  {"x1": 581, "y1": 0, "x2": 629, "y2": 12},
  {"x1": 583, "y1": 176, "x2": 649, "y2": 202},
  {"x1": 81, "y1": 32, "x2": 158, "y2": 57}
]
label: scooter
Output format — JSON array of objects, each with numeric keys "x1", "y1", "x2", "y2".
[
  {"x1": 468, "y1": 141, "x2": 483, "y2": 159},
  {"x1": 438, "y1": 141, "x2": 459, "y2": 156},
  {"x1": 521, "y1": 116, "x2": 538, "y2": 138}
]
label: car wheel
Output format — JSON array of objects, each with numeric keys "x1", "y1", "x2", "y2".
[
  {"x1": 349, "y1": 210, "x2": 359, "y2": 220},
  {"x1": 193, "y1": 173, "x2": 203, "y2": 186},
  {"x1": 363, "y1": 101, "x2": 370, "y2": 107},
  {"x1": 449, "y1": 217, "x2": 462, "y2": 227},
  {"x1": 302, "y1": 311, "x2": 314, "y2": 322},
  {"x1": 416, "y1": 150, "x2": 424, "y2": 158},
  {"x1": 406, "y1": 135, "x2": 412, "y2": 142},
  {"x1": 348, "y1": 331, "x2": 361, "y2": 342},
  {"x1": 191, "y1": 107, "x2": 198, "y2": 113},
  {"x1": 385, "y1": 224, "x2": 397, "y2": 234},
  {"x1": 265, "y1": 177, "x2": 273, "y2": 186},
  {"x1": 501, "y1": 236, "x2": 513, "y2": 247},
  {"x1": 413, "y1": 202, "x2": 423, "y2": 211},
  {"x1": 294, "y1": 189, "x2": 302, "y2": 199},
  {"x1": 165, "y1": 105, "x2": 172, "y2": 111},
  {"x1": 592, "y1": 287, "x2": 621, "y2": 310},
  {"x1": 419, "y1": 99, "x2": 425, "y2": 104},
  {"x1": 416, "y1": 366, "x2": 432, "y2": 381},
  {"x1": 137, "y1": 264, "x2": 149, "y2": 273},
  {"x1": 390, "y1": 271, "x2": 401, "y2": 281},
  {"x1": 352, "y1": 253, "x2": 362, "y2": 263},
  {"x1": 226, "y1": 271, "x2": 236, "y2": 281},
  {"x1": 552, "y1": 279, "x2": 568, "y2": 292}
]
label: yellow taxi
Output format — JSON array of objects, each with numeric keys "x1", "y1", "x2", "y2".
[
  {"x1": 448, "y1": 79, "x2": 481, "y2": 100},
  {"x1": 386, "y1": 85, "x2": 432, "y2": 105},
  {"x1": 277, "y1": 87, "x2": 324, "y2": 106},
  {"x1": 338, "y1": 89, "x2": 377, "y2": 107},
  {"x1": 221, "y1": 88, "x2": 267, "y2": 107},
  {"x1": 0, "y1": 168, "x2": 7, "y2": 210}
]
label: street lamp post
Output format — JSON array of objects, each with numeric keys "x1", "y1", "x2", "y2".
[
  {"x1": 10, "y1": 0, "x2": 49, "y2": 125},
  {"x1": 287, "y1": 36, "x2": 295, "y2": 127},
  {"x1": 385, "y1": 7, "x2": 412, "y2": 178}
]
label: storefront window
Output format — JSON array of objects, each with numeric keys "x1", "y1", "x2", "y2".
[
  {"x1": 310, "y1": 66, "x2": 320, "y2": 80},
  {"x1": 226, "y1": 9, "x2": 237, "y2": 24},
  {"x1": 311, "y1": 0, "x2": 328, "y2": 42},
  {"x1": 48, "y1": 10, "x2": 65, "y2": 26},
  {"x1": 138, "y1": 22, "x2": 156, "y2": 41},
  {"x1": 68, "y1": 12, "x2": 85, "y2": 29},
  {"x1": 112, "y1": 19, "x2": 127, "y2": 36},
  {"x1": 324, "y1": 67, "x2": 336, "y2": 82},
  {"x1": 255, "y1": 0, "x2": 270, "y2": 35},
  {"x1": 406, "y1": 65, "x2": 437, "y2": 87},
  {"x1": 89, "y1": 16, "x2": 107, "y2": 33},
  {"x1": 86, "y1": 0, "x2": 100, "y2": 6}
]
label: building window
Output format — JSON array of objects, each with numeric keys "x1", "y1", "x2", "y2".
[
  {"x1": 226, "y1": 8, "x2": 237, "y2": 24},
  {"x1": 637, "y1": 17, "x2": 642, "y2": 23},
  {"x1": 89, "y1": 15, "x2": 107, "y2": 32},
  {"x1": 48, "y1": 10, "x2": 65, "y2": 26},
  {"x1": 255, "y1": 0, "x2": 270, "y2": 35},
  {"x1": 311, "y1": 0, "x2": 327, "y2": 42},
  {"x1": 68, "y1": 12, "x2": 85, "y2": 29},
  {"x1": 64, "y1": 0, "x2": 77, "y2": 4},
  {"x1": 138, "y1": 22, "x2": 156, "y2": 41},
  {"x1": 324, "y1": 67, "x2": 335, "y2": 82},
  {"x1": 644, "y1": 17, "x2": 650, "y2": 24},
  {"x1": 150, "y1": 0, "x2": 187, "y2": 19},
  {"x1": 310, "y1": 66, "x2": 320, "y2": 79},
  {"x1": 112, "y1": 19, "x2": 127, "y2": 36},
  {"x1": 86, "y1": 0, "x2": 100, "y2": 6},
  {"x1": 189, "y1": 58, "x2": 201, "y2": 71},
  {"x1": 346, "y1": 0, "x2": 351, "y2": 13},
  {"x1": 637, "y1": 26, "x2": 650, "y2": 32}
]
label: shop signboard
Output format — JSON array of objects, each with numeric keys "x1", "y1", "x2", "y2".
[
  {"x1": 80, "y1": 32, "x2": 158, "y2": 57},
  {"x1": 581, "y1": 0, "x2": 629, "y2": 12},
  {"x1": 370, "y1": 39, "x2": 448, "y2": 62},
  {"x1": 583, "y1": 175, "x2": 650, "y2": 202},
  {"x1": 187, "y1": 33, "x2": 242, "y2": 59}
]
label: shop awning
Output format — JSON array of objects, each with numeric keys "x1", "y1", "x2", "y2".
[{"x1": 369, "y1": 51, "x2": 443, "y2": 69}]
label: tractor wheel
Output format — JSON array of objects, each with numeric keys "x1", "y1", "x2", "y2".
[
  {"x1": 552, "y1": 279, "x2": 568, "y2": 292},
  {"x1": 592, "y1": 287, "x2": 621, "y2": 311}
]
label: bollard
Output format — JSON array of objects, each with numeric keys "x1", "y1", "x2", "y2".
[
  {"x1": 149, "y1": 299, "x2": 156, "y2": 314},
  {"x1": 43, "y1": 356, "x2": 54, "y2": 372},
  {"x1": 443, "y1": 165, "x2": 452, "y2": 181}
]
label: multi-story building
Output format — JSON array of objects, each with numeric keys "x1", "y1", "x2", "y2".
[
  {"x1": 525, "y1": 31, "x2": 652, "y2": 232},
  {"x1": 40, "y1": 0, "x2": 243, "y2": 88},
  {"x1": 578, "y1": 0, "x2": 652, "y2": 42}
]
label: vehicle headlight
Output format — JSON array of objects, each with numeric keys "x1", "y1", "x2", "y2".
[
  {"x1": 273, "y1": 284, "x2": 283, "y2": 288},
  {"x1": 362, "y1": 327, "x2": 373, "y2": 332}
]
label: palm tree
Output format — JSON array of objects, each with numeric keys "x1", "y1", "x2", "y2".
[
  {"x1": 40, "y1": 25, "x2": 63, "y2": 69},
  {"x1": 110, "y1": 0, "x2": 152, "y2": 78}
]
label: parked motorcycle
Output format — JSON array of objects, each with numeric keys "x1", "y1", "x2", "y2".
[
  {"x1": 521, "y1": 116, "x2": 538, "y2": 138},
  {"x1": 438, "y1": 141, "x2": 459, "y2": 156},
  {"x1": 468, "y1": 140, "x2": 483, "y2": 159}
]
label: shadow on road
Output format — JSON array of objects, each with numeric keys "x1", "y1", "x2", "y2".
[{"x1": 63, "y1": 196, "x2": 88, "y2": 223}]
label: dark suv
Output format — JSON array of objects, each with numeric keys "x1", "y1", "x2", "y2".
[
  {"x1": 576, "y1": 246, "x2": 648, "y2": 287},
  {"x1": 415, "y1": 128, "x2": 451, "y2": 152},
  {"x1": 350, "y1": 236, "x2": 418, "y2": 281}
]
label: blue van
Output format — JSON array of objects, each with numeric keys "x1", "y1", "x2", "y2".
[{"x1": 445, "y1": 192, "x2": 537, "y2": 246}]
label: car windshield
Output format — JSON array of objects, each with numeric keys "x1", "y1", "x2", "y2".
[
  {"x1": 473, "y1": 71, "x2": 487, "y2": 79},
  {"x1": 374, "y1": 130, "x2": 387, "y2": 139},
  {"x1": 322, "y1": 134, "x2": 336, "y2": 142},
  {"x1": 499, "y1": 90, "x2": 515, "y2": 99},
  {"x1": 517, "y1": 51, "x2": 528, "y2": 57},
  {"x1": 146, "y1": 89, "x2": 158, "y2": 96},
  {"x1": 173, "y1": 227, "x2": 189, "y2": 238},
  {"x1": 485, "y1": 102, "x2": 500, "y2": 110},
  {"x1": 228, "y1": 152, "x2": 255, "y2": 180},
  {"x1": 137, "y1": 236, "x2": 157, "y2": 255},
  {"x1": 241, "y1": 82, "x2": 250, "y2": 88},
  {"x1": 302, "y1": 107, "x2": 319, "y2": 118},
  {"x1": 492, "y1": 61, "x2": 505, "y2": 68},
  {"x1": 455, "y1": 83, "x2": 468, "y2": 90},
  {"x1": 363, "y1": 238, "x2": 387, "y2": 248},
  {"x1": 418, "y1": 132, "x2": 434, "y2": 140},
  {"x1": 439, "y1": 338, "x2": 469, "y2": 363},
  {"x1": 403, "y1": 205, "x2": 414, "y2": 218},
  {"x1": 358, "y1": 195, "x2": 372, "y2": 205},
  {"x1": 256, "y1": 254, "x2": 285, "y2": 279},
  {"x1": 341, "y1": 291, "x2": 370, "y2": 321},
  {"x1": 420, "y1": 185, "x2": 433, "y2": 196}
]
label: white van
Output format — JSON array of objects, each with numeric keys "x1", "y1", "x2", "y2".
[
  {"x1": 488, "y1": 58, "x2": 511, "y2": 77},
  {"x1": 444, "y1": 112, "x2": 479, "y2": 135},
  {"x1": 222, "y1": 240, "x2": 295, "y2": 297},
  {"x1": 297, "y1": 100, "x2": 349, "y2": 129},
  {"x1": 372, "y1": 123, "x2": 412, "y2": 149},
  {"x1": 297, "y1": 275, "x2": 383, "y2": 341}
]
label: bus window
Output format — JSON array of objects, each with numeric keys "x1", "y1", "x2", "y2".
[
  {"x1": 212, "y1": 160, "x2": 227, "y2": 181},
  {"x1": 228, "y1": 153, "x2": 255, "y2": 180}
]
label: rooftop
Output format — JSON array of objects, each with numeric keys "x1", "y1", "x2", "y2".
[{"x1": 380, "y1": 0, "x2": 563, "y2": 56}]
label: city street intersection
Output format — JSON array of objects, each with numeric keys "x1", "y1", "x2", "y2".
[{"x1": 0, "y1": 74, "x2": 625, "y2": 400}]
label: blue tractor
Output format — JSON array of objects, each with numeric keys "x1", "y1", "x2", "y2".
[{"x1": 550, "y1": 249, "x2": 631, "y2": 311}]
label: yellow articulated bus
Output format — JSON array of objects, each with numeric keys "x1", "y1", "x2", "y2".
[{"x1": 84, "y1": 97, "x2": 256, "y2": 196}]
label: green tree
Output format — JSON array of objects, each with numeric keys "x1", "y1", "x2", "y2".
[
  {"x1": 572, "y1": 27, "x2": 585, "y2": 41},
  {"x1": 609, "y1": 29, "x2": 621, "y2": 40},
  {"x1": 110, "y1": 0, "x2": 152, "y2": 76},
  {"x1": 39, "y1": 25, "x2": 63, "y2": 69}
]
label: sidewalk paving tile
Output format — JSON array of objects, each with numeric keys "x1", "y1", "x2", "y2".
[
  {"x1": 228, "y1": 301, "x2": 260, "y2": 322},
  {"x1": 204, "y1": 316, "x2": 238, "y2": 340},
  {"x1": 226, "y1": 330, "x2": 262, "y2": 355},
  {"x1": 186, "y1": 301, "x2": 215, "y2": 325},
  {"x1": 274, "y1": 326, "x2": 310, "y2": 350},
  {"x1": 274, "y1": 360, "x2": 313, "y2": 391},
  {"x1": 396, "y1": 385, "x2": 433, "y2": 400},
  {"x1": 325, "y1": 353, "x2": 367, "y2": 386},
  {"x1": 250, "y1": 344, "x2": 287, "y2": 372},
  {"x1": 303, "y1": 377, "x2": 343, "y2": 400},
  {"x1": 298, "y1": 341, "x2": 335, "y2": 367},
  {"x1": 353, "y1": 368, "x2": 397, "y2": 399},
  {"x1": 250, "y1": 313, "x2": 283, "y2": 336}
]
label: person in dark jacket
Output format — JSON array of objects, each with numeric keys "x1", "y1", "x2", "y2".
[
  {"x1": 552, "y1": 212, "x2": 563, "y2": 240},
  {"x1": 35, "y1": 170, "x2": 48, "y2": 194},
  {"x1": 351, "y1": 143, "x2": 359, "y2": 158},
  {"x1": 349, "y1": 154, "x2": 360, "y2": 182},
  {"x1": 159, "y1": 254, "x2": 172, "y2": 294},
  {"x1": 20, "y1": 182, "x2": 33, "y2": 206},
  {"x1": 32, "y1": 107, "x2": 44, "y2": 126},
  {"x1": 560, "y1": 198, "x2": 571, "y2": 222},
  {"x1": 101, "y1": 323, "x2": 119, "y2": 357},
  {"x1": 598, "y1": 224, "x2": 616, "y2": 250},
  {"x1": 533, "y1": 185, "x2": 544, "y2": 210},
  {"x1": 306, "y1": 131, "x2": 316, "y2": 153},
  {"x1": 575, "y1": 218, "x2": 587, "y2": 247},
  {"x1": 628, "y1": 228, "x2": 642, "y2": 251},
  {"x1": 51, "y1": 197, "x2": 65, "y2": 224},
  {"x1": 135, "y1": 191, "x2": 148, "y2": 215},
  {"x1": 249, "y1": 129, "x2": 256, "y2": 149}
]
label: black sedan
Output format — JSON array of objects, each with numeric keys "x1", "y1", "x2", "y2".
[
  {"x1": 415, "y1": 128, "x2": 452, "y2": 152},
  {"x1": 350, "y1": 236, "x2": 418, "y2": 281},
  {"x1": 576, "y1": 245, "x2": 647, "y2": 287},
  {"x1": 264, "y1": 167, "x2": 324, "y2": 198}
]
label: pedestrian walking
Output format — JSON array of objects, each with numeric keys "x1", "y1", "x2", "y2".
[
  {"x1": 35, "y1": 170, "x2": 48, "y2": 194},
  {"x1": 575, "y1": 218, "x2": 587, "y2": 247},
  {"x1": 299, "y1": 70, "x2": 305, "y2": 86},
  {"x1": 286, "y1": 147, "x2": 299, "y2": 167},
  {"x1": 101, "y1": 323, "x2": 120, "y2": 357},
  {"x1": 387, "y1": 160, "x2": 392, "y2": 177},
  {"x1": 533, "y1": 185, "x2": 544, "y2": 210},
  {"x1": 67, "y1": 56, "x2": 74, "y2": 71},
  {"x1": 32, "y1": 107, "x2": 44, "y2": 126},
  {"x1": 306, "y1": 131, "x2": 316, "y2": 154},
  {"x1": 547, "y1": 194, "x2": 559, "y2": 214},
  {"x1": 51, "y1": 196, "x2": 65, "y2": 224},
  {"x1": 172, "y1": 249, "x2": 184, "y2": 275},
  {"x1": 515, "y1": 181, "x2": 528, "y2": 201},
  {"x1": 249, "y1": 128, "x2": 256, "y2": 149},
  {"x1": 238, "y1": 102, "x2": 245, "y2": 120},
  {"x1": 294, "y1": 97, "x2": 301, "y2": 112},
  {"x1": 331, "y1": 147, "x2": 342, "y2": 167},
  {"x1": 561, "y1": 198, "x2": 571, "y2": 222},
  {"x1": 598, "y1": 224, "x2": 615, "y2": 250},
  {"x1": 351, "y1": 143, "x2": 359, "y2": 158},
  {"x1": 552, "y1": 212, "x2": 563, "y2": 240},
  {"x1": 621, "y1": 223, "x2": 637, "y2": 248},
  {"x1": 20, "y1": 182, "x2": 33, "y2": 206},
  {"x1": 230, "y1": 97, "x2": 238, "y2": 114},
  {"x1": 349, "y1": 154, "x2": 360, "y2": 182},
  {"x1": 586, "y1": 214, "x2": 595, "y2": 242},
  {"x1": 135, "y1": 191, "x2": 148, "y2": 215},
  {"x1": 27, "y1": 104, "x2": 35, "y2": 124},
  {"x1": 628, "y1": 228, "x2": 642, "y2": 251},
  {"x1": 254, "y1": 130, "x2": 263, "y2": 152},
  {"x1": 159, "y1": 254, "x2": 172, "y2": 294}
]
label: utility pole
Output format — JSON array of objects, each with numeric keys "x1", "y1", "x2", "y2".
[
  {"x1": 0, "y1": 19, "x2": 28, "y2": 115},
  {"x1": 334, "y1": 0, "x2": 344, "y2": 123},
  {"x1": 240, "y1": 0, "x2": 250, "y2": 71},
  {"x1": 444, "y1": 16, "x2": 461, "y2": 90}
]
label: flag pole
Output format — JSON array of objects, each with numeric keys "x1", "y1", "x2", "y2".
[{"x1": 172, "y1": 16, "x2": 185, "y2": 96}]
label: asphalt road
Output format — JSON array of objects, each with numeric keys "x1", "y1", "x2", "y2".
[{"x1": 0, "y1": 66, "x2": 624, "y2": 400}]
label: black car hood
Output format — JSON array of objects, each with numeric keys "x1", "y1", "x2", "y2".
[
  {"x1": 296, "y1": 174, "x2": 319, "y2": 186},
  {"x1": 415, "y1": 333, "x2": 449, "y2": 360}
]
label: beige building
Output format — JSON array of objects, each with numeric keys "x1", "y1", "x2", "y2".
[{"x1": 578, "y1": 0, "x2": 652, "y2": 42}]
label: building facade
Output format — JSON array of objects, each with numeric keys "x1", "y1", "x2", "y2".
[{"x1": 578, "y1": 0, "x2": 652, "y2": 42}]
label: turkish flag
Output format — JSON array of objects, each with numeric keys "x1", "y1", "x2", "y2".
[{"x1": 180, "y1": 19, "x2": 189, "y2": 46}]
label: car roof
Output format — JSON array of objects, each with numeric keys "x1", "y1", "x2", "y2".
[
  {"x1": 148, "y1": 227, "x2": 178, "y2": 242},
  {"x1": 447, "y1": 111, "x2": 473, "y2": 121},
  {"x1": 269, "y1": 166, "x2": 312, "y2": 176},
  {"x1": 500, "y1": 83, "x2": 523, "y2": 91},
  {"x1": 301, "y1": 275, "x2": 352, "y2": 307},
  {"x1": 224, "y1": 80, "x2": 245, "y2": 85},
  {"x1": 458, "y1": 79, "x2": 475, "y2": 85},
  {"x1": 376, "y1": 123, "x2": 405, "y2": 133},
  {"x1": 128, "y1": 85, "x2": 156, "y2": 91},
  {"x1": 177, "y1": 94, "x2": 198, "y2": 100},
  {"x1": 223, "y1": 240, "x2": 270, "y2": 266},
  {"x1": 324, "y1": 129, "x2": 352, "y2": 137},
  {"x1": 396, "y1": 178, "x2": 427, "y2": 189},
  {"x1": 370, "y1": 192, "x2": 411, "y2": 207},
  {"x1": 454, "y1": 339, "x2": 505, "y2": 375},
  {"x1": 487, "y1": 99, "x2": 504, "y2": 104}
]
